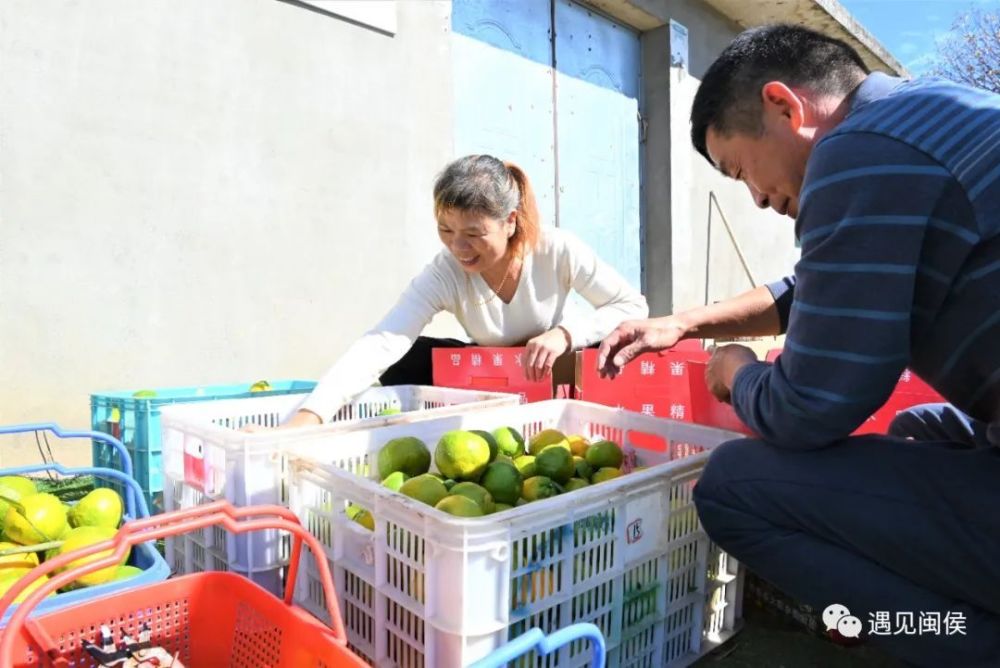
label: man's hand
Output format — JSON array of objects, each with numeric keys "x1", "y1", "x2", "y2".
[
  {"x1": 524, "y1": 327, "x2": 572, "y2": 382},
  {"x1": 597, "y1": 316, "x2": 688, "y2": 379},
  {"x1": 705, "y1": 344, "x2": 758, "y2": 403}
]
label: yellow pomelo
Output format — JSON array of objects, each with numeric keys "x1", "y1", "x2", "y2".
[
  {"x1": 528, "y1": 429, "x2": 569, "y2": 456},
  {"x1": 470, "y1": 430, "x2": 500, "y2": 461},
  {"x1": 68, "y1": 489, "x2": 123, "y2": 530},
  {"x1": 57, "y1": 525, "x2": 128, "y2": 587},
  {"x1": 435, "y1": 431, "x2": 491, "y2": 481},
  {"x1": 566, "y1": 435, "x2": 590, "y2": 457},
  {"x1": 591, "y1": 467, "x2": 624, "y2": 484},
  {"x1": 0, "y1": 477, "x2": 37, "y2": 522},
  {"x1": 0, "y1": 570, "x2": 51, "y2": 603},
  {"x1": 435, "y1": 495, "x2": 484, "y2": 517},
  {"x1": 5, "y1": 493, "x2": 68, "y2": 545},
  {"x1": 399, "y1": 474, "x2": 449, "y2": 507}
]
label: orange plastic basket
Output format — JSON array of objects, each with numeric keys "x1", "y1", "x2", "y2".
[{"x1": 0, "y1": 501, "x2": 369, "y2": 667}]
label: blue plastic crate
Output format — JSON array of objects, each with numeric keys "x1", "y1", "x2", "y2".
[
  {"x1": 0, "y1": 461, "x2": 169, "y2": 625},
  {"x1": 91, "y1": 380, "x2": 315, "y2": 512},
  {"x1": 470, "y1": 623, "x2": 607, "y2": 668}
]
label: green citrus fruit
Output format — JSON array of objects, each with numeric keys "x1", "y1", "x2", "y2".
[
  {"x1": 479, "y1": 461, "x2": 523, "y2": 505},
  {"x1": 449, "y1": 482, "x2": 495, "y2": 514},
  {"x1": 381, "y1": 471, "x2": 410, "y2": 492},
  {"x1": 378, "y1": 437, "x2": 431, "y2": 479},
  {"x1": 585, "y1": 440, "x2": 624, "y2": 470},
  {"x1": 513, "y1": 455, "x2": 537, "y2": 479},
  {"x1": 521, "y1": 476, "x2": 561, "y2": 502},
  {"x1": 573, "y1": 456, "x2": 594, "y2": 481},
  {"x1": 114, "y1": 565, "x2": 144, "y2": 581},
  {"x1": 492, "y1": 426, "x2": 526, "y2": 458},
  {"x1": 535, "y1": 447, "x2": 574, "y2": 484}
]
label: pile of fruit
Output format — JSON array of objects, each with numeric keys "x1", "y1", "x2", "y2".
[
  {"x1": 0, "y1": 476, "x2": 137, "y2": 604},
  {"x1": 346, "y1": 426, "x2": 634, "y2": 528}
]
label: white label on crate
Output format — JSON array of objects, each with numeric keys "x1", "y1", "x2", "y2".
[
  {"x1": 623, "y1": 494, "x2": 665, "y2": 563},
  {"x1": 362, "y1": 543, "x2": 375, "y2": 566}
]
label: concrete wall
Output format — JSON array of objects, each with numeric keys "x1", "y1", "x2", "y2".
[
  {"x1": 639, "y1": 0, "x2": 800, "y2": 316},
  {"x1": 0, "y1": 0, "x2": 456, "y2": 465}
]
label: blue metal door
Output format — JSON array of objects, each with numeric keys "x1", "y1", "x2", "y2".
[
  {"x1": 451, "y1": 0, "x2": 642, "y2": 288},
  {"x1": 554, "y1": 0, "x2": 642, "y2": 289},
  {"x1": 451, "y1": 0, "x2": 557, "y2": 226}
]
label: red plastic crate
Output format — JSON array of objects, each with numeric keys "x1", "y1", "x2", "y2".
[
  {"x1": 432, "y1": 347, "x2": 553, "y2": 402},
  {"x1": 688, "y1": 356, "x2": 945, "y2": 437},
  {"x1": 574, "y1": 340, "x2": 709, "y2": 420}
]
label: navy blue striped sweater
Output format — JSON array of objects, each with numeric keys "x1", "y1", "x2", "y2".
[{"x1": 733, "y1": 73, "x2": 1000, "y2": 448}]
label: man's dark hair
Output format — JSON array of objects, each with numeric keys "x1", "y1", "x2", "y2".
[{"x1": 691, "y1": 24, "x2": 870, "y2": 164}]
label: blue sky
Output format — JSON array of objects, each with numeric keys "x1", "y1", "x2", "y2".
[{"x1": 840, "y1": 0, "x2": 1000, "y2": 74}]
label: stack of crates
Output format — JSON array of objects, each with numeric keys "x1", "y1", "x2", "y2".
[{"x1": 90, "y1": 380, "x2": 316, "y2": 512}]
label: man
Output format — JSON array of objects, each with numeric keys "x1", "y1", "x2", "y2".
[{"x1": 599, "y1": 25, "x2": 1000, "y2": 666}]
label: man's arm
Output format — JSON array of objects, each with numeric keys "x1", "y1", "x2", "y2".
[
  {"x1": 726, "y1": 133, "x2": 972, "y2": 448},
  {"x1": 597, "y1": 282, "x2": 788, "y2": 377}
]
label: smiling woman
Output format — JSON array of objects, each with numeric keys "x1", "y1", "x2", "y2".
[{"x1": 279, "y1": 154, "x2": 648, "y2": 428}]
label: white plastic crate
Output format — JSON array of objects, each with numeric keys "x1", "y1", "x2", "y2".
[
  {"x1": 286, "y1": 399, "x2": 745, "y2": 668},
  {"x1": 160, "y1": 385, "x2": 520, "y2": 588}
]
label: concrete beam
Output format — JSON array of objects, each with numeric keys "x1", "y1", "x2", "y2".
[{"x1": 578, "y1": 0, "x2": 905, "y2": 75}]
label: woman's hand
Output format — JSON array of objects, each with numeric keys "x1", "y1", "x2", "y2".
[
  {"x1": 239, "y1": 409, "x2": 323, "y2": 433},
  {"x1": 524, "y1": 327, "x2": 572, "y2": 382}
]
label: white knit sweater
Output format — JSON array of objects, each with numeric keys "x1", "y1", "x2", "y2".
[{"x1": 300, "y1": 227, "x2": 648, "y2": 420}]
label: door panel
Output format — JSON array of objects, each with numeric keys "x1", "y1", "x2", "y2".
[{"x1": 452, "y1": 0, "x2": 557, "y2": 226}]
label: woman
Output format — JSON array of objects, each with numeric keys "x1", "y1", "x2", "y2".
[{"x1": 287, "y1": 154, "x2": 648, "y2": 426}]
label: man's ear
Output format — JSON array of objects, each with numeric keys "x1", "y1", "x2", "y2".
[{"x1": 761, "y1": 81, "x2": 805, "y2": 132}]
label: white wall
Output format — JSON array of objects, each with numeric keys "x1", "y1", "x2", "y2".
[
  {"x1": 666, "y1": 0, "x2": 800, "y2": 313},
  {"x1": 0, "y1": 0, "x2": 457, "y2": 465}
]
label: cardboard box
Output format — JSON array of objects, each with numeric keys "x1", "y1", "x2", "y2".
[
  {"x1": 574, "y1": 340, "x2": 709, "y2": 420},
  {"x1": 432, "y1": 346, "x2": 575, "y2": 403}
]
